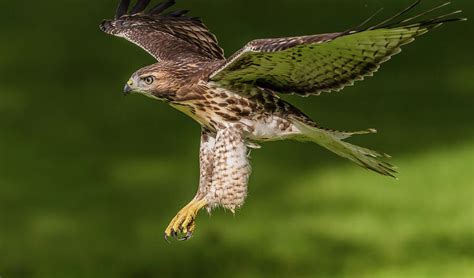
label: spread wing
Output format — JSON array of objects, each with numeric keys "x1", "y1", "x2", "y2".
[
  {"x1": 100, "y1": 0, "x2": 224, "y2": 62},
  {"x1": 210, "y1": 1, "x2": 465, "y2": 96}
]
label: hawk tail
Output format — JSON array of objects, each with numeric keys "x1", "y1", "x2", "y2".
[{"x1": 293, "y1": 121, "x2": 397, "y2": 178}]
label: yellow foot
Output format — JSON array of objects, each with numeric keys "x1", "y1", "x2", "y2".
[{"x1": 164, "y1": 198, "x2": 207, "y2": 241}]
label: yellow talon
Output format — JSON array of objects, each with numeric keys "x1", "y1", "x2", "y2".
[{"x1": 164, "y1": 198, "x2": 207, "y2": 241}]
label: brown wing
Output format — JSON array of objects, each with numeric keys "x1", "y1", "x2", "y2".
[
  {"x1": 100, "y1": 0, "x2": 224, "y2": 62},
  {"x1": 210, "y1": 1, "x2": 465, "y2": 96}
]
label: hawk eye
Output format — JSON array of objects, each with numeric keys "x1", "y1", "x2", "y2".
[{"x1": 143, "y1": 76, "x2": 154, "y2": 85}]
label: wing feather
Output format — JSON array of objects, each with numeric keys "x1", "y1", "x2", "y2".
[
  {"x1": 210, "y1": 2, "x2": 465, "y2": 96},
  {"x1": 130, "y1": 0, "x2": 151, "y2": 14},
  {"x1": 100, "y1": 0, "x2": 224, "y2": 62}
]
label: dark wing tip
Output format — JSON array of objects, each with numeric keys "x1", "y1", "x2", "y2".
[
  {"x1": 115, "y1": 0, "x2": 131, "y2": 19},
  {"x1": 367, "y1": 0, "x2": 423, "y2": 30},
  {"x1": 148, "y1": 0, "x2": 176, "y2": 15},
  {"x1": 114, "y1": 0, "x2": 177, "y2": 18},
  {"x1": 349, "y1": 1, "x2": 466, "y2": 33},
  {"x1": 166, "y1": 9, "x2": 189, "y2": 17},
  {"x1": 130, "y1": 0, "x2": 152, "y2": 14}
]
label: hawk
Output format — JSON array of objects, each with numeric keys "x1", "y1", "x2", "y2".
[{"x1": 100, "y1": 0, "x2": 465, "y2": 241}]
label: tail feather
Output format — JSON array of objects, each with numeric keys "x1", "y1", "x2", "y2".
[
  {"x1": 293, "y1": 121, "x2": 397, "y2": 178},
  {"x1": 328, "y1": 127, "x2": 378, "y2": 140}
]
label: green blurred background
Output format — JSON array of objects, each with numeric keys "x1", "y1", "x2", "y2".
[{"x1": 1, "y1": 0, "x2": 473, "y2": 277}]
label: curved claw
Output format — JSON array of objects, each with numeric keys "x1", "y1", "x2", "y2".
[
  {"x1": 178, "y1": 231, "x2": 194, "y2": 241},
  {"x1": 164, "y1": 198, "x2": 207, "y2": 242},
  {"x1": 164, "y1": 233, "x2": 171, "y2": 243}
]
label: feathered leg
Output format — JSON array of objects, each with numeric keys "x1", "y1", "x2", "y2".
[
  {"x1": 206, "y1": 127, "x2": 250, "y2": 213},
  {"x1": 164, "y1": 129, "x2": 215, "y2": 241},
  {"x1": 164, "y1": 126, "x2": 251, "y2": 241}
]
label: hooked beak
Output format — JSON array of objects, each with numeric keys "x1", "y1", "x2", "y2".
[{"x1": 123, "y1": 79, "x2": 134, "y2": 95}]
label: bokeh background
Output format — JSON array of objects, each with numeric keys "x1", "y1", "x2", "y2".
[{"x1": 1, "y1": 0, "x2": 473, "y2": 277}]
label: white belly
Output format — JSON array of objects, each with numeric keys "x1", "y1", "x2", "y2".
[{"x1": 242, "y1": 116, "x2": 301, "y2": 142}]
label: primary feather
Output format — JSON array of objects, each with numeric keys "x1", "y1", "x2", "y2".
[
  {"x1": 100, "y1": 0, "x2": 224, "y2": 61},
  {"x1": 210, "y1": 1, "x2": 466, "y2": 96}
]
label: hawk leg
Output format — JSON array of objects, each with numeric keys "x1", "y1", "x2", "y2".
[
  {"x1": 164, "y1": 197, "x2": 207, "y2": 241},
  {"x1": 206, "y1": 127, "x2": 250, "y2": 212},
  {"x1": 164, "y1": 127, "x2": 251, "y2": 241},
  {"x1": 164, "y1": 129, "x2": 215, "y2": 241}
]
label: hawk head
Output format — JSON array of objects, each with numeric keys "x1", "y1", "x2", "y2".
[{"x1": 123, "y1": 63, "x2": 178, "y2": 101}]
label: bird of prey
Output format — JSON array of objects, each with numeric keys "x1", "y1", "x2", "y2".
[{"x1": 100, "y1": 0, "x2": 465, "y2": 241}]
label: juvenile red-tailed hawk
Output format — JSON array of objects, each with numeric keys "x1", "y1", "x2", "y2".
[{"x1": 100, "y1": 0, "x2": 465, "y2": 241}]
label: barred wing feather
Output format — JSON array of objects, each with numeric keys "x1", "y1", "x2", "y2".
[
  {"x1": 210, "y1": 1, "x2": 465, "y2": 96},
  {"x1": 100, "y1": 0, "x2": 224, "y2": 62}
]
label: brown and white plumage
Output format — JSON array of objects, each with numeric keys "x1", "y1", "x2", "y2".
[
  {"x1": 99, "y1": 0, "x2": 465, "y2": 241},
  {"x1": 100, "y1": 0, "x2": 224, "y2": 61},
  {"x1": 195, "y1": 128, "x2": 250, "y2": 213}
]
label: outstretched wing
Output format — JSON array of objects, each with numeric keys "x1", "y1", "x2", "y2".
[
  {"x1": 100, "y1": 0, "x2": 224, "y2": 61},
  {"x1": 210, "y1": 1, "x2": 465, "y2": 96}
]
